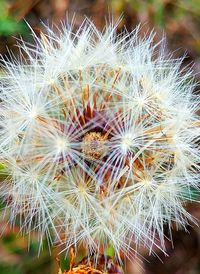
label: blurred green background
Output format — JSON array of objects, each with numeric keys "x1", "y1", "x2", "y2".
[{"x1": 0, "y1": 1, "x2": 200, "y2": 273}]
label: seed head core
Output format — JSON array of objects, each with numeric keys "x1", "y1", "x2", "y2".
[{"x1": 82, "y1": 131, "x2": 108, "y2": 160}]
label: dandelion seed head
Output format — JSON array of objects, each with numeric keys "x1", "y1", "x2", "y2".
[{"x1": 0, "y1": 18, "x2": 199, "y2": 261}]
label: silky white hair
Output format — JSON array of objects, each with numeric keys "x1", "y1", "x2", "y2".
[{"x1": 0, "y1": 18, "x2": 199, "y2": 259}]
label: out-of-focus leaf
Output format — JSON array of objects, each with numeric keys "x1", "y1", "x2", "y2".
[
  {"x1": 0, "y1": 0, "x2": 28, "y2": 36},
  {"x1": 105, "y1": 245, "x2": 115, "y2": 257},
  {"x1": 0, "y1": 17, "x2": 27, "y2": 36},
  {"x1": 153, "y1": 0, "x2": 165, "y2": 27}
]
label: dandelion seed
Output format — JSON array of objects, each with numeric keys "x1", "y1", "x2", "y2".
[{"x1": 0, "y1": 18, "x2": 199, "y2": 263}]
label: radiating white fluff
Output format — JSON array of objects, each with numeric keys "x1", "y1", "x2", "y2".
[{"x1": 0, "y1": 18, "x2": 199, "y2": 260}]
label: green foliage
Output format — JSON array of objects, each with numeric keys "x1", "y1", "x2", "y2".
[
  {"x1": 105, "y1": 245, "x2": 115, "y2": 257},
  {"x1": 0, "y1": 0, "x2": 27, "y2": 36},
  {"x1": 111, "y1": 0, "x2": 200, "y2": 27}
]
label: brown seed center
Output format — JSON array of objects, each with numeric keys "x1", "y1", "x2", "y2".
[{"x1": 82, "y1": 131, "x2": 108, "y2": 160}]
